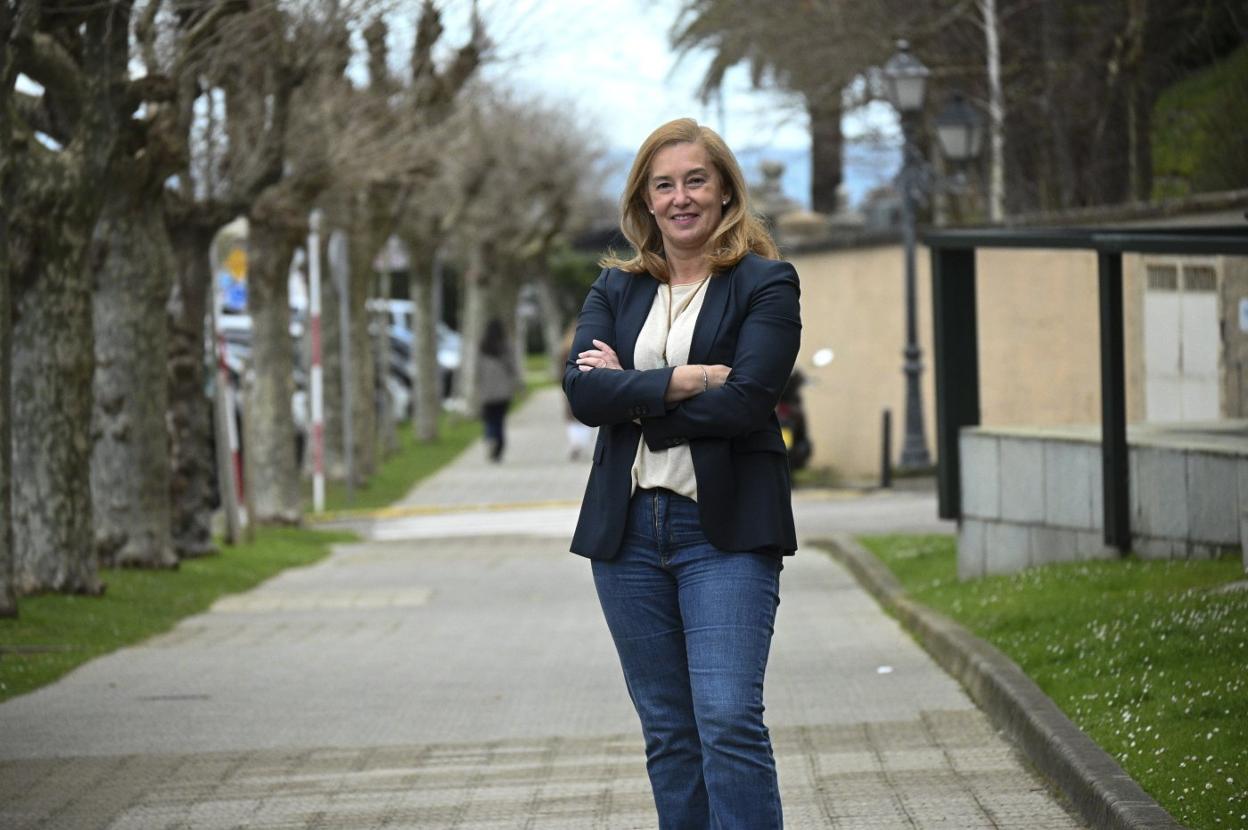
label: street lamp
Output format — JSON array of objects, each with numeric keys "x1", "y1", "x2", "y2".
[
  {"x1": 883, "y1": 39, "x2": 933, "y2": 471},
  {"x1": 935, "y1": 91, "x2": 985, "y2": 163},
  {"x1": 882, "y1": 42, "x2": 985, "y2": 473}
]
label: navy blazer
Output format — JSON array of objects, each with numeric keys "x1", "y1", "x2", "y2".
[{"x1": 563, "y1": 252, "x2": 802, "y2": 560}]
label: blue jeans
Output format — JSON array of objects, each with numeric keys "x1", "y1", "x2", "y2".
[{"x1": 592, "y1": 488, "x2": 783, "y2": 830}]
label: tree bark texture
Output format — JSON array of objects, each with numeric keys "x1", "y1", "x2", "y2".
[
  {"x1": 808, "y1": 96, "x2": 844, "y2": 214},
  {"x1": 166, "y1": 224, "x2": 219, "y2": 557},
  {"x1": 7, "y1": 0, "x2": 131, "y2": 595},
  {"x1": 346, "y1": 229, "x2": 377, "y2": 480},
  {"x1": 11, "y1": 225, "x2": 102, "y2": 595},
  {"x1": 242, "y1": 218, "x2": 301, "y2": 524},
  {"x1": 90, "y1": 191, "x2": 178, "y2": 569},
  {"x1": 402, "y1": 235, "x2": 440, "y2": 443},
  {"x1": 314, "y1": 228, "x2": 347, "y2": 480},
  {"x1": 0, "y1": 0, "x2": 17, "y2": 616},
  {"x1": 456, "y1": 248, "x2": 519, "y2": 412},
  {"x1": 533, "y1": 272, "x2": 566, "y2": 383}
]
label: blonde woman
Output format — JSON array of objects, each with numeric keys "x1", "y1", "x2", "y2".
[{"x1": 563, "y1": 118, "x2": 800, "y2": 829}]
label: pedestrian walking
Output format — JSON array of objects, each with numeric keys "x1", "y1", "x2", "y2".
[
  {"x1": 563, "y1": 117, "x2": 801, "y2": 829},
  {"x1": 477, "y1": 318, "x2": 518, "y2": 462}
]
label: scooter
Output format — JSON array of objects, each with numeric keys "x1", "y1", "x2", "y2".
[{"x1": 776, "y1": 369, "x2": 812, "y2": 471}]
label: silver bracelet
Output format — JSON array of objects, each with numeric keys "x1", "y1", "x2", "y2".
[{"x1": 700, "y1": 365, "x2": 709, "y2": 393}]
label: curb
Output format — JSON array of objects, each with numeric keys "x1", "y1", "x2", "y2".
[{"x1": 822, "y1": 533, "x2": 1185, "y2": 830}]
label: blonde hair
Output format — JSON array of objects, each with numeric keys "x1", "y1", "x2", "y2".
[{"x1": 599, "y1": 118, "x2": 779, "y2": 281}]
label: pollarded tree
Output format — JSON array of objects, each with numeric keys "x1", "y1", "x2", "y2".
[
  {"x1": 8, "y1": 0, "x2": 134, "y2": 594},
  {"x1": 241, "y1": 0, "x2": 442, "y2": 521},
  {"x1": 0, "y1": 0, "x2": 22, "y2": 615},
  {"x1": 445, "y1": 90, "x2": 600, "y2": 409},
  {"x1": 88, "y1": 0, "x2": 249, "y2": 570},
  {"x1": 162, "y1": 1, "x2": 297, "y2": 555}
]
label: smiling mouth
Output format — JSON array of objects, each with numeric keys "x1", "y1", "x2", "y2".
[{"x1": 670, "y1": 213, "x2": 699, "y2": 222}]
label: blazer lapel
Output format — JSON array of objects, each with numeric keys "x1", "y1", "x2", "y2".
[
  {"x1": 688, "y1": 263, "x2": 734, "y2": 365},
  {"x1": 615, "y1": 275, "x2": 659, "y2": 370}
]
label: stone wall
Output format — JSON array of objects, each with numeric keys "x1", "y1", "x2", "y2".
[{"x1": 958, "y1": 424, "x2": 1248, "y2": 578}]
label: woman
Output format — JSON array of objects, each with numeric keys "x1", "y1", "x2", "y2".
[
  {"x1": 477, "y1": 317, "x2": 518, "y2": 462},
  {"x1": 563, "y1": 117, "x2": 800, "y2": 829}
]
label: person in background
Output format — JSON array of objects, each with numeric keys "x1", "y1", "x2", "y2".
[
  {"x1": 563, "y1": 117, "x2": 801, "y2": 829},
  {"x1": 477, "y1": 318, "x2": 518, "y2": 463}
]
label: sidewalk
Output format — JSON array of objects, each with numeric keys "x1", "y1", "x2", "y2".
[{"x1": 0, "y1": 389, "x2": 1086, "y2": 829}]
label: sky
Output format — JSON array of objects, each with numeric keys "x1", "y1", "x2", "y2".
[
  {"x1": 468, "y1": 0, "x2": 814, "y2": 152},
  {"x1": 427, "y1": 0, "x2": 902, "y2": 207}
]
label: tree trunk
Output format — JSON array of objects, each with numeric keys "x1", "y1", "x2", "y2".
[
  {"x1": 346, "y1": 231, "x2": 377, "y2": 479},
  {"x1": 808, "y1": 96, "x2": 844, "y2": 214},
  {"x1": 90, "y1": 191, "x2": 177, "y2": 569},
  {"x1": 243, "y1": 218, "x2": 301, "y2": 524},
  {"x1": 0, "y1": 1, "x2": 17, "y2": 616},
  {"x1": 11, "y1": 225, "x2": 102, "y2": 595},
  {"x1": 455, "y1": 247, "x2": 487, "y2": 410},
  {"x1": 402, "y1": 235, "x2": 441, "y2": 443},
  {"x1": 1040, "y1": 2, "x2": 1077, "y2": 209},
  {"x1": 166, "y1": 224, "x2": 220, "y2": 558},
  {"x1": 533, "y1": 271, "x2": 565, "y2": 382},
  {"x1": 315, "y1": 227, "x2": 347, "y2": 480}
]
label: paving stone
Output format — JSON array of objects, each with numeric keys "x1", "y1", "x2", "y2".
[{"x1": 0, "y1": 389, "x2": 1086, "y2": 830}]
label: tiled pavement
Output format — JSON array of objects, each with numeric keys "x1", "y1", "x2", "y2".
[{"x1": 0, "y1": 389, "x2": 1086, "y2": 829}]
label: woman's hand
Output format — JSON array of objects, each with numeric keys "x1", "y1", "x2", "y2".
[
  {"x1": 665, "y1": 364, "x2": 732, "y2": 402},
  {"x1": 576, "y1": 339, "x2": 622, "y2": 372}
]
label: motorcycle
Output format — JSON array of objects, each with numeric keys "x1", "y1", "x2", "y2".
[{"x1": 776, "y1": 369, "x2": 812, "y2": 471}]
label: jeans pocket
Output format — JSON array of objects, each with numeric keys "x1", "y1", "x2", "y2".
[{"x1": 666, "y1": 497, "x2": 706, "y2": 545}]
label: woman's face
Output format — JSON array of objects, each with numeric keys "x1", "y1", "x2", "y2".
[{"x1": 644, "y1": 141, "x2": 729, "y2": 259}]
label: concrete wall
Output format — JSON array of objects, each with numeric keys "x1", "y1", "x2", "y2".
[
  {"x1": 788, "y1": 244, "x2": 936, "y2": 482},
  {"x1": 958, "y1": 425, "x2": 1248, "y2": 578},
  {"x1": 790, "y1": 244, "x2": 1149, "y2": 481}
]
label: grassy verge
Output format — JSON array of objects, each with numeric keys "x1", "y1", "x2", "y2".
[
  {"x1": 0, "y1": 527, "x2": 355, "y2": 703},
  {"x1": 853, "y1": 534, "x2": 1247, "y2": 830},
  {"x1": 310, "y1": 413, "x2": 483, "y2": 514}
]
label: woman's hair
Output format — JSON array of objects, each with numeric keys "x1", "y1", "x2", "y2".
[
  {"x1": 479, "y1": 318, "x2": 509, "y2": 359},
  {"x1": 599, "y1": 117, "x2": 779, "y2": 281}
]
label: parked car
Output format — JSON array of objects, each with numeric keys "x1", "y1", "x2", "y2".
[{"x1": 369, "y1": 299, "x2": 462, "y2": 420}]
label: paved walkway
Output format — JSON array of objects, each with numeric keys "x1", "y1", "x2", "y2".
[{"x1": 0, "y1": 390, "x2": 1086, "y2": 829}]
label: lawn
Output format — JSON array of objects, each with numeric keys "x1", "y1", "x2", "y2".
[
  {"x1": 308, "y1": 413, "x2": 483, "y2": 514},
  {"x1": 855, "y1": 534, "x2": 1247, "y2": 830},
  {"x1": 0, "y1": 527, "x2": 355, "y2": 703}
]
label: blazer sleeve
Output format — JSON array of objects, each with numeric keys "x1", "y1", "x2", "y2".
[
  {"x1": 563, "y1": 269, "x2": 676, "y2": 427},
  {"x1": 640, "y1": 260, "x2": 800, "y2": 448}
]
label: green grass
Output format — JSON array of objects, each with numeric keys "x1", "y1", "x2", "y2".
[
  {"x1": 854, "y1": 534, "x2": 1248, "y2": 830},
  {"x1": 309, "y1": 413, "x2": 483, "y2": 514},
  {"x1": 0, "y1": 527, "x2": 355, "y2": 703}
]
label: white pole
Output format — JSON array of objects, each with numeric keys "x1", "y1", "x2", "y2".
[
  {"x1": 210, "y1": 267, "x2": 242, "y2": 542},
  {"x1": 308, "y1": 210, "x2": 325, "y2": 512}
]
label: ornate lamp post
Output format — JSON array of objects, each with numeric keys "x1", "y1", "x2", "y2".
[
  {"x1": 882, "y1": 43, "x2": 985, "y2": 473},
  {"x1": 883, "y1": 40, "x2": 933, "y2": 470},
  {"x1": 934, "y1": 91, "x2": 986, "y2": 163}
]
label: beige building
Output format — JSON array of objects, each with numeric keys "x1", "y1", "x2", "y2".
[{"x1": 788, "y1": 227, "x2": 1248, "y2": 484}]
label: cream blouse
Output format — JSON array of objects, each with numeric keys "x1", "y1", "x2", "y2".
[{"x1": 630, "y1": 279, "x2": 710, "y2": 500}]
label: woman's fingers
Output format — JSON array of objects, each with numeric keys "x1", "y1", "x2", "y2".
[{"x1": 576, "y1": 344, "x2": 621, "y2": 371}]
